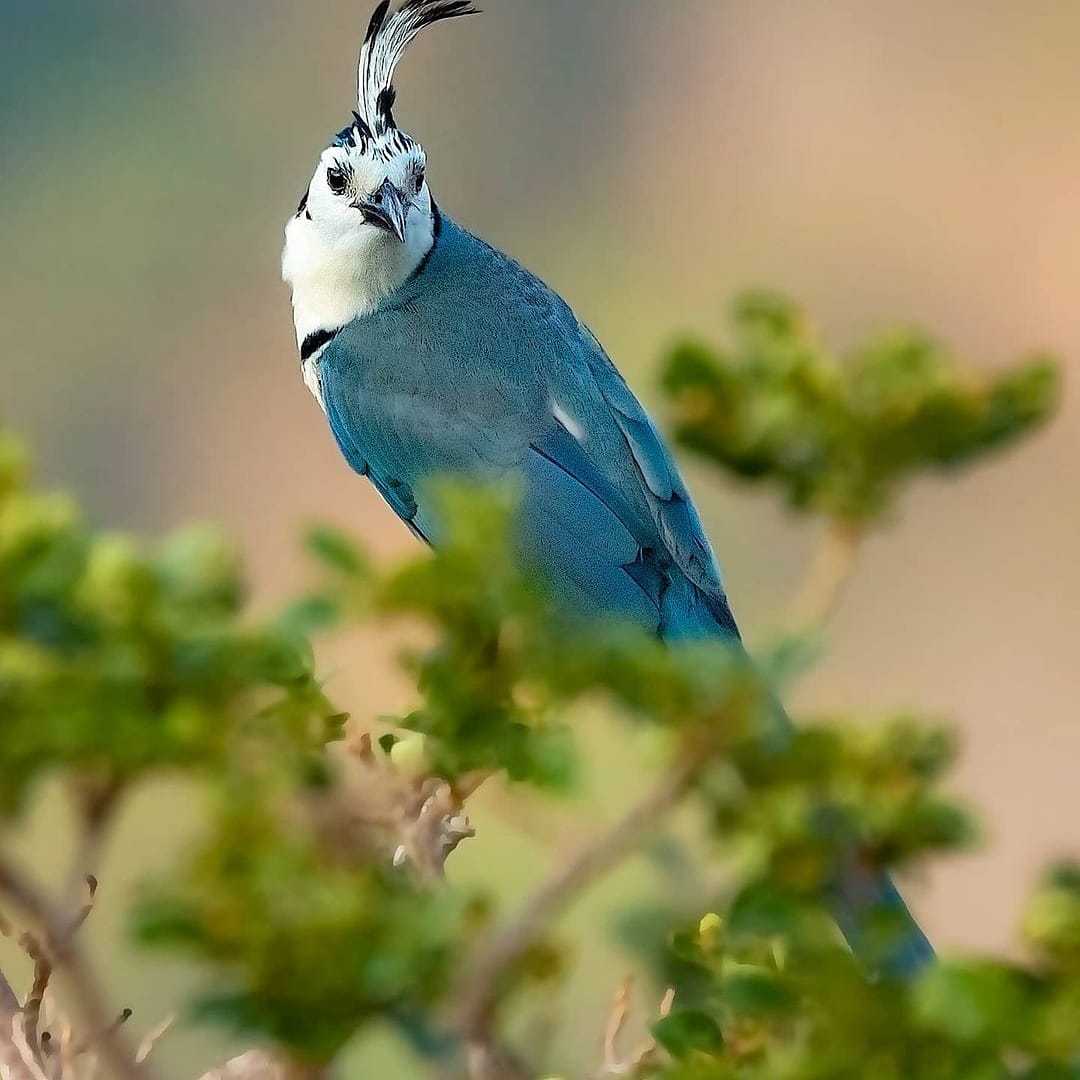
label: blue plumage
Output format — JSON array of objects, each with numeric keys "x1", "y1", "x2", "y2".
[
  {"x1": 283, "y1": 0, "x2": 933, "y2": 980},
  {"x1": 319, "y1": 213, "x2": 739, "y2": 639}
]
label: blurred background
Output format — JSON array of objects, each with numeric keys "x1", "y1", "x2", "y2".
[{"x1": 1, "y1": 1, "x2": 1078, "y2": 1075}]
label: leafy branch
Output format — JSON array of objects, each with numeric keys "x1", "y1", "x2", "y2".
[{"x1": 0, "y1": 293, "x2": 1069, "y2": 1080}]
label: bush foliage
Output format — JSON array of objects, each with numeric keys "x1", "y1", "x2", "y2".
[{"x1": 0, "y1": 295, "x2": 1072, "y2": 1080}]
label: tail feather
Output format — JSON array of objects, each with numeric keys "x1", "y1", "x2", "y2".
[
  {"x1": 763, "y1": 693, "x2": 936, "y2": 979},
  {"x1": 831, "y1": 860, "x2": 935, "y2": 980}
]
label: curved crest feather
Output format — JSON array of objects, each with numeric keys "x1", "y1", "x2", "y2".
[{"x1": 357, "y1": 0, "x2": 479, "y2": 134}]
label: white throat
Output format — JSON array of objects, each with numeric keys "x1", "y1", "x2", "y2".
[{"x1": 281, "y1": 199, "x2": 435, "y2": 347}]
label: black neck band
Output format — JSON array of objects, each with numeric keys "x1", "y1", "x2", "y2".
[{"x1": 300, "y1": 326, "x2": 341, "y2": 362}]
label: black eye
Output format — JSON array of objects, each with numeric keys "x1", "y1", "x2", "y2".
[
  {"x1": 326, "y1": 165, "x2": 348, "y2": 195},
  {"x1": 414, "y1": 168, "x2": 425, "y2": 193}
]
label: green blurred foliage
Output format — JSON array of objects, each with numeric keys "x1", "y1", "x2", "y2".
[
  {"x1": 0, "y1": 310, "x2": 1070, "y2": 1078},
  {"x1": 136, "y1": 782, "x2": 479, "y2": 1062},
  {"x1": 641, "y1": 872, "x2": 1080, "y2": 1079},
  {"x1": 663, "y1": 292, "x2": 1060, "y2": 523},
  {"x1": 0, "y1": 430, "x2": 334, "y2": 818}
]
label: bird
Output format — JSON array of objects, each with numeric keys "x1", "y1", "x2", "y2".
[{"x1": 282, "y1": 0, "x2": 933, "y2": 977}]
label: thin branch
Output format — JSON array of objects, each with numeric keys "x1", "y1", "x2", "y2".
[
  {"x1": 63, "y1": 776, "x2": 119, "y2": 914},
  {"x1": 596, "y1": 981, "x2": 674, "y2": 1078},
  {"x1": 19, "y1": 931, "x2": 51, "y2": 1056},
  {"x1": 789, "y1": 519, "x2": 863, "y2": 629},
  {"x1": 0, "y1": 854, "x2": 156, "y2": 1080},
  {"x1": 602, "y1": 979, "x2": 633, "y2": 1073},
  {"x1": 451, "y1": 750, "x2": 701, "y2": 1049},
  {"x1": 196, "y1": 1050, "x2": 302, "y2": 1080},
  {"x1": 0, "y1": 965, "x2": 19, "y2": 1023},
  {"x1": 136, "y1": 1013, "x2": 176, "y2": 1065}
]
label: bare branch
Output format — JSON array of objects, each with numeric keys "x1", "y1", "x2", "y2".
[
  {"x1": 18, "y1": 932, "x2": 50, "y2": 1058},
  {"x1": 596, "y1": 981, "x2": 674, "y2": 1078},
  {"x1": 135, "y1": 1014, "x2": 176, "y2": 1065},
  {"x1": 0, "y1": 935, "x2": 20, "y2": 1024},
  {"x1": 0, "y1": 855, "x2": 156, "y2": 1080},
  {"x1": 451, "y1": 750, "x2": 700, "y2": 1054},
  {"x1": 63, "y1": 776, "x2": 120, "y2": 914},
  {"x1": 196, "y1": 1050, "x2": 297, "y2": 1080},
  {"x1": 338, "y1": 727, "x2": 475, "y2": 884},
  {"x1": 789, "y1": 519, "x2": 863, "y2": 629}
]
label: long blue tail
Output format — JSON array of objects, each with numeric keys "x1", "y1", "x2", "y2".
[
  {"x1": 830, "y1": 858, "x2": 935, "y2": 979},
  {"x1": 658, "y1": 582, "x2": 936, "y2": 977},
  {"x1": 764, "y1": 692, "x2": 935, "y2": 979}
]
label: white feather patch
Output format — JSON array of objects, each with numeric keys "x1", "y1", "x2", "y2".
[
  {"x1": 302, "y1": 352, "x2": 328, "y2": 414},
  {"x1": 552, "y1": 401, "x2": 585, "y2": 442}
]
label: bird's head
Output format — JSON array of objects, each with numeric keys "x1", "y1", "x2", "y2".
[{"x1": 284, "y1": 0, "x2": 478, "y2": 338}]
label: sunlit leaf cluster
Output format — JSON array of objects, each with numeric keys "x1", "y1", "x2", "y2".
[
  {"x1": 663, "y1": 292, "x2": 1060, "y2": 522},
  {"x1": 0, "y1": 431, "x2": 335, "y2": 816},
  {"x1": 0, "y1": 301, "x2": 1068, "y2": 1080},
  {"x1": 136, "y1": 772, "x2": 479, "y2": 1062},
  {"x1": 643, "y1": 866, "x2": 1080, "y2": 1080}
]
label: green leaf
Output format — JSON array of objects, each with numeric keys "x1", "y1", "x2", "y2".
[
  {"x1": 306, "y1": 526, "x2": 369, "y2": 577},
  {"x1": 653, "y1": 1009, "x2": 724, "y2": 1059}
]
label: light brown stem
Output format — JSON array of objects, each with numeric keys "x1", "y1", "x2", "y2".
[
  {"x1": 789, "y1": 519, "x2": 864, "y2": 629},
  {"x1": 63, "y1": 776, "x2": 120, "y2": 912},
  {"x1": 0, "y1": 854, "x2": 157, "y2": 1080},
  {"x1": 0, "y1": 965, "x2": 18, "y2": 1021},
  {"x1": 451, "y1": 750, "x2": 700, "y2": 1053}
]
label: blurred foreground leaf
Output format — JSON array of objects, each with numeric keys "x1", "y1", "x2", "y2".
[{"x1": 663, "y1": 291, "x2": 1060, "y2": 522}]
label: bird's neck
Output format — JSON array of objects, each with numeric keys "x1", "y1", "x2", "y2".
[{"x1": 282, "y1": 203, "x2": 436, "y2": 345}]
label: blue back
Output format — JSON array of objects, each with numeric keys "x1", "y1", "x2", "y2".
[
  {"x1": 315, "y1": 210, "x2": 933, "y2": 979},
  {"x1": 319, "y1": 212, "x2": 739, "y2": 640}
]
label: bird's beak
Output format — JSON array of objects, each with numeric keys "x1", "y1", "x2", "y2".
[{"x1": 356, "y1": 179, "x2": 409, "y2": 243}]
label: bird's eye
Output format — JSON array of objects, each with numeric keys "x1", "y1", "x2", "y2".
[
  {"x1": 326, "y1": 165, "x2": 348, "y2": 195},
  {"x1": 414, "y1": 168, "x2": 426, "y2": 193}
]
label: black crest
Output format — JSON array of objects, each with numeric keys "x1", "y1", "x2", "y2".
[{"x1": 356, "y1": 0, "x2": 479, "y2": 135}]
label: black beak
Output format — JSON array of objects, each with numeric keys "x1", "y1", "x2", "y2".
[{"x1": 355, "y1": 178, "x2": 409, "y2": 243}]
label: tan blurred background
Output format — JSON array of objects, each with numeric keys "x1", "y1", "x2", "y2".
[{"x1": 1, "y1": 1, "x2": 1078, "y2": 1075}]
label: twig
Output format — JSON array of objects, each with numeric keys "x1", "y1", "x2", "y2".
[
  {"x1": 602, "y1": 979, "x2": 634, "y2": 1072},
  {"x1": 340, "y1": 728, "x2": 476, "y2": 885},
  {"x1": 196, "y1": 1049, "x2": 301, "y2": 1080},
  {"x1": 0, "y1": 964, "x2": 19, "y2": 1023},
  {"x1": 451, "y1": 750, "x2": 701, "y2": 1051},
  {"x1": 9, "y1": 1012, "x2": 50, "y2": 1080},
  {"x1": 59, "y1": 774, "x2": 120, "y2": 930},
  {"x1": 597, "y1": 981, "x2": 675, "y2": 1078},
  {"x1": 19, "y1": 931, "x2": 51, "y2": 1056},
  {"x1": 0, "y1": 855, "x2": 154, "y2": 1080},
  {"x1": 789, "y1": 519, "x2": 863, "y2": 629},
  {"x1": 135, "y1": 1013, "x2": 176, "y2": 1064}
]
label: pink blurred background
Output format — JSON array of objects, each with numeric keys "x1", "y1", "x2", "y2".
[{"x1": 2, "y1": 2, "x2": 1078, "y2": 1074}]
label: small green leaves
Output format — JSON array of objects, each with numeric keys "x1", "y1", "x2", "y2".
[
  {"x1": 1024, "y1": 863, "x2": 1080, "y2": 970},
  {"x1": 0, "y1": 280, "x2": 1072, "y2": 1080},
  {"x1": 305, "y1": 524, "x2": 370, "y2": 579},
  {"x1": 653, "y1": 1009, "x2": 724, "y2": 1059},
  {"x1": 663, "y1": 291, "x2": 1060, "y2": 523},
  {"x1": 914, "y1": 961, "x2": 1036, "y2": 1045},
  {"x1": 0, "y1": 430, "x2": 334, "y2": 816},
  {"x1": 136, "y1": 787, "x2": 473, "y2": 1062}
]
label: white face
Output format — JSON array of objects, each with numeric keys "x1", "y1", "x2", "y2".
[
  {"x1": 282, "y1": 126, "x2": 436, "y2": 344},
  {"x1": 306, "y1": 130, "x2": 428, "y2": 238}
]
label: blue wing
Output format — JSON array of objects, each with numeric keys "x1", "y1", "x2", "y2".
[
  {"x1": 321, "y1": 353, "x2": 737, "y2": 640},
  {"x1": 314, "y1": 215, "x2": 937, "y2": 978},
  {"x1": 316, "y1": 214, "x2": 738, "y2": 641}
]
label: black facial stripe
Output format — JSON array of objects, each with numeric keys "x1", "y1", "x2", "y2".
[
  {"x1": 406, "y1": 202, "x2": 442, "y2": 285},
  {"x1": 300, "y1": 327, "x2": 341, "y2": 362}
]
